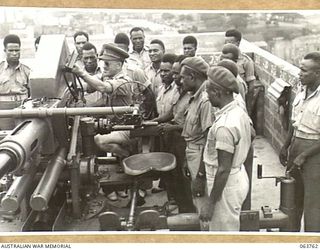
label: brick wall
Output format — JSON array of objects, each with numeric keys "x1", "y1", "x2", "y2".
[
  {"x1": 199, "y1": 36, "x2": 301, "y2": 153},
  {"x1": 246, "y1": 41, "x2": 300, "y2": 152}
]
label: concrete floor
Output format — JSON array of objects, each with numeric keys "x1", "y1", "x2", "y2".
[
  {"x1": 140, "y1": 135, "x2": 286, "y2": 211},
  {"x1": 251, "y1": 136, "x2": 285, "y2": 210}
]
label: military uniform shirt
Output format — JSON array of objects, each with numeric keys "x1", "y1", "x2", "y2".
[
  {"x1": 102, "y1": 71, "x2": 133, "y2": 107},
  {"x1": 129, "y1": 47, "x2": 151, "y2": 70},
  {"x1": 203, "y1": 100, "x2": 251, "y2": 168},
  {"x1": 82, "y1": 66, "x2": 107, "y2": 107},
  {"x1": 237, "y1": 52, "x2": 256, "y2": 83},
  {"x1": 0, "y1": 61, "x2": 30, "y2": 95},
  {"x1": 182, "y1": 84, "x2": 214, "y2": 145},
  {"x1": 292, "y1": 84, "x2": 320, "y2": 140},
  {"x1": 172, "y1": 91, "x2": 191, "y2": 126},
  {"x1": 145, "y1": 64, "x2": 162, "y2": 97},
  {"x1": 156, "y1": 82, "x2": 179, "y2": 117}
]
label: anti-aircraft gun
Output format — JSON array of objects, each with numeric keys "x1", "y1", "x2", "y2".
[
  {"x1": 0, "y1": 35, "x2": 193, "y2": 232},
  {"x1": 0, "y1": 35, "x2": 297, "y2": 232}
]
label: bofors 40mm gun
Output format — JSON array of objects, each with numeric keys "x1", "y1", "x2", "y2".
[
  {"x1": 0, "y1": 35, "x2": 194, "y2": 232},
  {"x1": 0, "y1": 35, "x2": 155, "y2": 231},
  {"x1": 0, "y1": 35, "x2": 297, "y2": 233}
]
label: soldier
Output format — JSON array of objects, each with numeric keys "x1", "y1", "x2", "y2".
[
  {"x1": 114, "y1": 33, "x2": 156, "y2": 120},
  {"x1": 220, "y1": 44, "x2": 247, "y2": 101},
  {"x1": 80, "y1": 42, "x2": 105, "y2": 107},
  {"x1": 73, "y1": 43, "x2": 136, "y2": 201},
  {"x1": 180, "y1": 57, "x2": 214, "y2": 221},
  {"x1": 156, "y1": 53, "x2": 179, "y2": 117},
  {"x1": 154, "y1": 55, "x2": 195, "y2": 213},
  {"x1": 217, "y1": 58, "x2": 255, "y2": 211},
  {"x1": 0, "y1": 34, "x2": 30, "y2": 129},
  {"x1": 279, "y1": 52, "x2": 320, "y2": 232},
  {"x1": 200, "y1": 66, "x2": 251, "y2": 231},
  {"x1": 145, "y1": 39, "x2": 165, "y2": 98},
  {"x1": 129, "y1": 27, "x2": 151, "y2": 69},
  {"x1": 73, "y1": 31, "x2": 89, "y2": 68},
  {"x1": 183, "y1": 35, "x2": 198, "y2": 57},
  {"x1": 72, "y1": 43, "x2": 134, "y2": 156},
  {"x1": 225, "y1": 29, "x2": 256, "y2": 117}
]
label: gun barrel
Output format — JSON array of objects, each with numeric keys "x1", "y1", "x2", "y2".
[
  {"x1": 30, "y1": 148, "x2": 67, "y2": 211},
  {"x1": 0, "y1": 151, "x2": 16, "y2": 179},
  {"x1": 0, "y1": 106, "x2": 137, "y2": 118},
  {"x1": 0, "y1": 119, "x2": 49, "y2": 174},
  {"x1": 1, "y1": 163, "x2": 37, "y2": 211}
]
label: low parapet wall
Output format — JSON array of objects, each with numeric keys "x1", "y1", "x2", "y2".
[
  {"x1": 200, "y1": 38, "x2": 300, "y2": 152},
  {"x1": 242, "y1": 40, "x2": 300, "y2": 152}
]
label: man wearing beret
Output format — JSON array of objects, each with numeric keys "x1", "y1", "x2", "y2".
[
  {"x1": 200, "y1": 66, "x2": 251, "y2": 231},
  {"x1": 220, "y1": 44, "x2": 247, "y2": 101},
  {"x1": 0, "y1": 34, "x2": 30, "y2": 130},
  {"x1": 217, "y1": 59, "x2": 255, "y2": 211},
  {"x1": 225, "y1": 29, "x2": 256, "y2": 117},
  {"x1": 180, "y1": 56, "x2": 214, "y2": 220}
]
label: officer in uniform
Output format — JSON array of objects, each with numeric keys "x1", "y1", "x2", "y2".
[
  {"x1": 73, "y1": 43, "x2": 132, "y2": 107},
  {"x1": 0, "y1": 34, "x2": 30, "y2": 130},
  {"x1": 73, "y1": 43, "x2": 137, "y2": 201},
  {"x1": 72, "y1": 43, "x2": 134, "y2": 156}
]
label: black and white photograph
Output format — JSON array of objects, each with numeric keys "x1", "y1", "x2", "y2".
[{"x1": 0, "y1": 5, "x2": 319, "y2": 238}]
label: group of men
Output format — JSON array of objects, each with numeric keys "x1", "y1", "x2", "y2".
[{"x1": 0, "y1": 27, "x2": 319, "y2": 232}]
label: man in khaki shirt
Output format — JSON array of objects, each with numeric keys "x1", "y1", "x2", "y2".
[
  {"x1": 0, "y1": 34, "x2": 30, "y2": 130},
  {"x1": 200, "y1": 66, "x2": 251, "y2": 231},
  {"x1": 180, "y1": 57, "x2": 214, "y2": 220},
  {"x1": 129, "y1": 27, "x2": 151, "y2": 69},
  {"x1": 225, "y1": 29, "x2": 256, "y2": 117},
  {"x1": 279, "y1": 52, "x2": 320, "y2": 232}
]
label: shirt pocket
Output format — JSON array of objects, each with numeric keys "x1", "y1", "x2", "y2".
[
  {"x1": 0, "y1": 74, "x2": 10, "y2": 85},
  {"x1": 15, "y1": 75, "x2": 28, "y2": 90},
  {"x1": 300, "y1": 109, "x2": 320, "y2": 132},
  {"x1": 189, "y1": 113, "x2": 199, "y2": 126}
]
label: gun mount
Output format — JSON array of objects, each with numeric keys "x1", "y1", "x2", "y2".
[{"x1": 0, "y1": 34, "x2": 297, "y2": 233}]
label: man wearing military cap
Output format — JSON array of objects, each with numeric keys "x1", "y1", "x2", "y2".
[
  {"x1": 73, "y1": 42, "x2": 140, "y2": 201},
  {"x1": 0, "y1": 34, "x2": 30, "y2": 130},
  {"x1": 72, "y1": 43, "x2": 135, "y2": 155},
  {"x1": 73, "y1": 42, "x2": 132, "y2": 107},
  {"x1": 200, "y1": 66, "x2": 251, "y2": 231},
  {"x1": 180, "y1": 56, "x2": 214, "y2": 223}
]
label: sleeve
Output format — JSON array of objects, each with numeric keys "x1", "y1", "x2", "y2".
[
  {"x1": 244, "y1": 58, "x2": 256, "y2": 83},
  {"x1": 215, "y1": 126, "x2": 237, "y2": 154},
  {"x1": 107, "y1": 78, "x2": 129, "y2": 95},
  {"x1": 200, "y1": 100, "x2": 214, "y2": 133}
]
